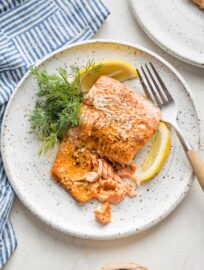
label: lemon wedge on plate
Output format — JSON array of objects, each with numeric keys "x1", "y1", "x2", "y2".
[
  {"x1": 134, "y1": 122, "x2": 171, "y2": 183},
  {"x1": 80, "y1": 60, "x2": 138, "y2": 92}
]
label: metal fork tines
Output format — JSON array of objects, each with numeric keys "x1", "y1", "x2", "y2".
[
  {"x1": 136, "y1": 62, "x2": 187, "y2": 147},
  {"x1": 137, "y1": 62, "x2": 173, "y2": 107},
  {"x1": 137, "y1": 62, "x2": 204, "y2": 192}
]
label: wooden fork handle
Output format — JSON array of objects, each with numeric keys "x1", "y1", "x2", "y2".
[
  {"x1": 187, "y1": 150, "x2": 204, "y2": 191},
  {"x1": 173, "y1": 122, "x2": 204, "y2": 191}
]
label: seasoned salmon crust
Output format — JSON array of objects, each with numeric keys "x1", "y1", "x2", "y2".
[{"x1": 81, "y1": 75, "x2": 161, "y2": 164}]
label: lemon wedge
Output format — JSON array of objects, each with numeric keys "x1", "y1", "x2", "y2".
[
  {"x1": 80, "y1": 60, "x2": 138, "y2": 92},
  {"x1": 134, "y1": 122, "x2": 171, "y2": 183}
]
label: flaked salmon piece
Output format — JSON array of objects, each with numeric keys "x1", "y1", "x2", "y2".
[
  {"x1": 118, "y1": 167, "x2": 140, "y2": 186},
  {"x1": 91, "y1": 155, "x2": 99, "y2": 170},
  {"x1": 84, "y1": 171, "x2": 100, "y2": 182},
  {"x1": 51, "y1": 134, "x2": 137, "y2": 205},
  {"x1": 95, "y1": 202, "x2": 111, "y2": 224},
  {"x1": 102, "y1": 159, "x2": 108, "y2": 179},
  {"x1": 105, "y1": 190, "x2": 126, "y2": 204},
  {"x1": 126, "y1": 183, "x2": 137, "y2": 197},
  {"x1": 97, "y1": 189, "x2": 126, "y2": 204},
  {"x1": 112, "y1": 173, "x2": 124, "y2": 184},
  {"x1": 193, "y1": 0, "x2": 204, "y2": 8},
  {"x1": 127, "y1": 174, "x2": 140, "y2": 186},
  {"x1": 129, "y1": 163, "x2": 137, "y2": 173},
  {"x1": 80, "y1": 75, "x2": 160, "y2": 164},
  {"x1": 97, "y1": 159, "x2": 103, "y2": 175}
]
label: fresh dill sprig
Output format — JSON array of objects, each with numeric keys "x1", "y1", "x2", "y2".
[
  {"x1": 30, "y1": 61, "x2": 102, "y2": 154},
  {"x1": 70, "y1": 60, "x2": 103, "y2": 92}
]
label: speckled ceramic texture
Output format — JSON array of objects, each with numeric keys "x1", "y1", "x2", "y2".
[
  {"x1": 1, "y1": 40, "x2": 202, "y2": 240},
  {"x1": 129, "y1": 0, "x2": 204, "y2": 68}
]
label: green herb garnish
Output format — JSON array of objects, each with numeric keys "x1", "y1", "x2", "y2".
[{"x1": 30, "y1": 61, "x2": 102, "y2": 154}]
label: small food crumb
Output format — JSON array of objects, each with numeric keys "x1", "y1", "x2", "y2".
[{"x1": 94, "y1": 202, "x2": 111, "y2": 224}]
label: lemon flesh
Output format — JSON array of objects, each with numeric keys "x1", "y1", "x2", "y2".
[
  {"x1": 80, "y1": 60, "x2": 138, "y2": 92},
  {"x1": 134, "y1": 122, "x2": 171, "y2": 183}
]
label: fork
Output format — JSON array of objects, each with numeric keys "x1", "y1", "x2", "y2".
[{"x1": 137, "y1": 62, "x2": 204, "y2": 191}]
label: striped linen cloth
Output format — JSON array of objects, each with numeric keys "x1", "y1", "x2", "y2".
[{"x1": 0, "y1": 0, "x2": 109, "y2": 267}]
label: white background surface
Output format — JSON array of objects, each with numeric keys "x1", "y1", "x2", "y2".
[{"x1": 4, "y1": 1, "x2": 204, "y2": 269}]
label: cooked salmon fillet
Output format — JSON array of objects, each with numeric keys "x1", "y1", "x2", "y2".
[
  {"x1": 51, "y1": 75, "x2": 160, "y2": 222},
  {"x1": 51, "y1": 130, "x2": 134, "y2": 204},
  {"x1": 80, "y1": 75, "x2": 160, "y2": 164}
]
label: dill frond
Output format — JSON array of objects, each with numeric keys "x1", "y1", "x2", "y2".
[{"x1": 30, "y1": 62, "x2": 102, "y2": 154}]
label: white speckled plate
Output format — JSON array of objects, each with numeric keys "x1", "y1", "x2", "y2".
[
  {"x1": 1, "y1": 40, "x2": 202, "y2": 239},
  {"x1": 129, "y1": 0, "x2": 204, "y2": 68}
]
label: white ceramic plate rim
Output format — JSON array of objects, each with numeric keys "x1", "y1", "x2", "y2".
[
  {"x1": 1, "y1": 39, "x2": 202, "y2": 239},
  {"x1": 129, "y1": 0, "x2": 204, "y2": 68}
]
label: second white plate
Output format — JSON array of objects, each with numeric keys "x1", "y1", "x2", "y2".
[{"x1": 129, "y1": 0, "x2": 204, "y2": 67}]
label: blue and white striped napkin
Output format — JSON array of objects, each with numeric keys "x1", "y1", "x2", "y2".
[{"x1": 0, "y1": 0, "x2": 109, "y2": 267}]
